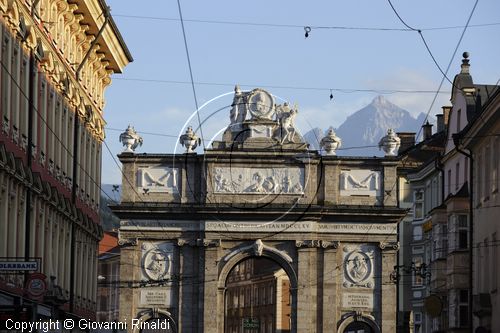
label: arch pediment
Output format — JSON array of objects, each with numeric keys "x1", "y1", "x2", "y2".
[{"x1": 223, "y1": 239, "x2": 292, "y2": 263}]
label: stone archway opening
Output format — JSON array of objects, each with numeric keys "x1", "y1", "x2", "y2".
[
  {"x1": 224, "y1": 256, "x2": 292, "y2": 333},
  {"x1": 134, "y1": 310, "x2": 177, "y2": 333},
  {"x1": 343, "y1": 321, "x2": 374, "y2": 333}
]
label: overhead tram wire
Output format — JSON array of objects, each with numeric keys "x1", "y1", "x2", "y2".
[
  {"x1": 415, "y1": 0, "x2": 479, "y2": 141},
  {"x1": 387, "y1": 0, "x2": 453, "y2": 86},
  {"x1": 110, "y1": 13, "x2": 500, "y2": 32},
  {"x1": 111, "y1": 77, "x2": 451, "y2": 95},
  {"x1": 176, "y1": 0, "x2": 205, "y2": 149}
]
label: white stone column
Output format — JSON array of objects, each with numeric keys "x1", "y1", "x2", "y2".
[
  {"x1": 0, "y1": 173, "x2": 8, "y2": 256},
  {"x1": 29, "y1": 196, "x2": 36, "y2": 258},
  {"x1": 39, "y1": 78, "x2": 47, "y2": 158},
  {"x1": 65, "y1": 223, "x2": 71, "y2": 291},
  {"x1": 45, "y1": 208, "x2": 53, "y2": 277},
  {"x1": 78, "y1": 126, "x2": 86, "y2": 196},
  {"x1": 1, "y1": 33, "x2": 12, "y2": 127},
  {"x1": 59, "y1": 217, "x2": 66, "y2": 286},
  {"x1": 61, "y1": 107, "x2": 67, "y2": 178},
  {"x1": 48, "y1": 89, "x2": 55, "y2": 164},
  {"x1": 78, "y1": 231, "x2": 84, "y2": 300},
  {"x1": 92, "y1": 242, "x2": 98, "y2": 304},
  {"x1": 67, "y1": 113, "x2": 74, "y2": 179},
  {"x1": 16, "y1": 189, "x2": 26, "y2": 257},
  {"x1": 39, "y1": 203, "x2": 46, "y2": 273},
  {"x1": 83, "y1": 238, "x2": 89, "y2": 302},
  {"x1": 86, "y1": 136, "x2": 92, "y2": 201},
  {"x1": 7, "y1": 181, "x2": 18, "y2": 257}
]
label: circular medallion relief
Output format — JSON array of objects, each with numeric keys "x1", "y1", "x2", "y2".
[
  {"x1": 143, "y1": 248, "x2": 171, "y2": 281},
  {"x1": 345, "y1": 251, "x2": 371, "y2": 283},
  {"x1": 247, "y1": 89, "x2": 275, "y2": 120}
]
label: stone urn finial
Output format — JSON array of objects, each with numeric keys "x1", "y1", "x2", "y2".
[
  {"x1": 179, "y1": 126, "x2": 201, "y2": 153},
  {"x1": 378, "y1": 128, "x2": 401, "y2": 156},
  {"x1": 320, "y1": 128, "x2": 342, "y2": 155},
  {"x1": 119, "y1": 125, "x2": 143, "y2": 152}
]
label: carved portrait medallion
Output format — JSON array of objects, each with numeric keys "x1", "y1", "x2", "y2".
[
  {"x1": 342, "y1": 245, "x2": 375, "y2": 289},
  {"x1": 345, "y1": 251, "x2": 371, "y2": 283},
  {"x1": 142, "y1": 242, "x2": 173, "y2": 281},
  {"x1": 247, "y1": 88, "x2": 275, "y2": 120}
]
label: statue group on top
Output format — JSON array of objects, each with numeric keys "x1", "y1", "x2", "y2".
[
  {"x1": 118, "y1": 86, "x2": 403, "y2": 157},
  {"x1": 226, "y1": 86, "x2": 303, "y2": 145}
]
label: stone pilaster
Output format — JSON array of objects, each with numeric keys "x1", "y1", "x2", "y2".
[
  {"x1": 383, "y1": 165, "x2": 398, "y2": 206},
  {"x1": 178, "y1": 242, "x2": 198, "y2": 332},
  {"x1": 322, "y1": 244, "x2": 340, "y2": 332},
  {"x1": 118, "y1": 240, "x2": 139, "y2": 326},
  {"x1": 202, "y1": 246, "x2": 219, "y2": 333},
  {"x1": 296, "y1": 246, "x2": 318, "y2": 331},
  {"x1": 379, "y1": 241, "x2": 399, "y2": 332}
]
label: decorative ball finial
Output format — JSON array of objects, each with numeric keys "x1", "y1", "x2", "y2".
[{"x1": 463, "y1": 51, "x2": 469, "y2": 59}]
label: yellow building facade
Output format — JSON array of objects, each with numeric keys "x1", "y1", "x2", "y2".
[{"x1": 0, "y1": 0, "x2": 130, "y2": 322}]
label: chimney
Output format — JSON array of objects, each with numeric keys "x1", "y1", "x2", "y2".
[
  {"x1": 396, "y1": 132, "x2": 416, "y2": 152},
  {"x1": 422, "y1": 121, "x2": 433, "y2": 140},
  {"x1": 461, "y1": 52, "x2": 470, "y2": 74},
  {"x1": 436, "y1": 114, "x2": 444, "y2": 132},
  {"x1": 442, "y1": 106, "x2": 451, "y2": 127}
]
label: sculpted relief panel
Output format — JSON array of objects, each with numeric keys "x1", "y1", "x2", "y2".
[
  {"x1": 137, "y1": 167, "x2": 179, "y2": 193},
  {"x1": 213, "y1": 167, "x2": 304, "y2": 194},
  {"x1": 340, "y1": 169, "x2": 381, "y2": 197}
]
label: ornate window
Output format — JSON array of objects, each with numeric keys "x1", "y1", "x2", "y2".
[{"x1": 413, "y1": 189, "x2": 424, "y2": 219}]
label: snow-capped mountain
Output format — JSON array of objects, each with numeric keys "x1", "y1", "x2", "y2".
[{"x1": 304, "y1": 95, "x2": 433, "y2": 156}]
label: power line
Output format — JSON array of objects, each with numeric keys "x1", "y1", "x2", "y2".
[
  {"x1": 176, "y1": 0, "x2": 205, "y2": 149},
  {"x1": 110, "y1": 13, "x2": 500, "y2": 32},
  {"x1": 414, "y1": 0, "x2": 480, "y2": 141},
  {"x1": 112, "y1": 77, "x2": 451, "y2": 95}
]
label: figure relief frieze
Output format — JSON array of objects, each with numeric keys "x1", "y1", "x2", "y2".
[
  {"x1": 342, "y1": 244, "x2": 376, "y2": 289},
  {"x1": 141, "y1": 242, "x2": 174, "y2": 281},
  {"x1": 212, "y1": 166, "x2": 304, "y2": 194}
]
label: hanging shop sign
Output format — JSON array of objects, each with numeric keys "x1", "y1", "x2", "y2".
[
  {"x1": 0, "y1": 260, "x2": 39, "y2": 272},
  {"x1": 26, "y1": 273, "x2": 47, "y2": 299}
]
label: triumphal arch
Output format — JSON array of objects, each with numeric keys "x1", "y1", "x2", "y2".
[{"x1": 112, "y1": 87, "x2": 405, "y2": 333}]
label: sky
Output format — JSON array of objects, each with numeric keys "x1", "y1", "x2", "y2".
[{"x1": 101, "y1": 0, "x2": 500, "y2": 185}]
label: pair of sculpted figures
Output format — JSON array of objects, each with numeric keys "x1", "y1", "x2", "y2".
[{"x1": 230, "y1": 85, "x2": 299, "y2": 144}]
